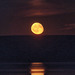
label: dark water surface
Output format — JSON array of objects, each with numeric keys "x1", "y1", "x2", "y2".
[
  {"x1": 0, "y1": 35, "x2": 75, "y2": 75},
  {"x1": 0, "y1": 35, "x2": 75, "y2": 62},
  {"x1": 0, "y1": 62, "x2": 75, "y2": 75}
]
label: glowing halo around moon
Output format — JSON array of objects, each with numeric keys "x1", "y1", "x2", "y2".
[{"x1": 31, "y1": 22, "x2": 44, "y2": 35}]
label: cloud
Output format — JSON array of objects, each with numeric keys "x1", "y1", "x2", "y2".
[
  {"x1": 28, "y1": 0, "x2": 45, "y2": 6},
  {"x1": 0, "y1": 0, "x2": 75, "y2": 17},
  {"x1": 61, "y1": 24, "x2": 75, "y2": 30},
  {"x1": 17, "y1": 0, "x2": 75, "y2": 17},
  {"x1": 15, "y1": 0, "x2": 66, "y2": 17}
]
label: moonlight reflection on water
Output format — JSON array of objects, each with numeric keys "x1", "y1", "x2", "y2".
[{"x1": 31, "y1": 62, "x2": 45, "y2": 75}]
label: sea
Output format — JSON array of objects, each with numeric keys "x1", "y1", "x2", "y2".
[{"x1": 0, "y1": 35, "x2": 75, "y2": 75}]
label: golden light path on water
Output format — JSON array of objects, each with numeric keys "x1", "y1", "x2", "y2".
[{"x1": 31, "y1": 62, "x2": 45, "y2": 75}]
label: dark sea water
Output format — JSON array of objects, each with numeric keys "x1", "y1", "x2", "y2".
[{"x1": 0, "y1": 35, "x2": 75, "y2": 75}]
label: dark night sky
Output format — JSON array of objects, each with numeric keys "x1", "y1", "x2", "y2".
[{"x1": 0, "y1": 0, "x2": 75, "y2": 35}]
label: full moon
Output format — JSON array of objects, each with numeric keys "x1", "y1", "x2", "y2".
[{"x1": 31, "y1": 22, "x2": 44, "y2": 35}]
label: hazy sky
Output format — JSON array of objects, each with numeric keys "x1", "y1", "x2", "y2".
[{"x1": 0, "y1": 0, "x2": 75, "y2": 35}]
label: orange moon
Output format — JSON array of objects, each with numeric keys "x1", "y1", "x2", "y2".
[{"x1": 31, "y1": 22, "x2": 44, "y2": 35}]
